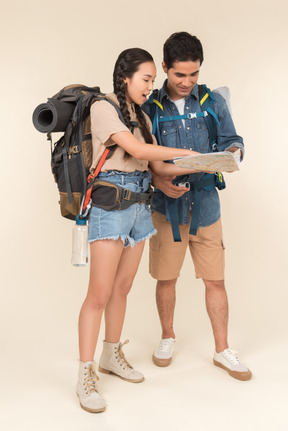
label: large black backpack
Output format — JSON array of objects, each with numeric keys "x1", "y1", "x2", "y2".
[{"x1": 33, "y1": 85, "x2": 124, "y2": 220}]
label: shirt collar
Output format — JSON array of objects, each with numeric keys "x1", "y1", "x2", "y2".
[{"x1": 158, "y1": 80, "x2": 199, "y2": 103}]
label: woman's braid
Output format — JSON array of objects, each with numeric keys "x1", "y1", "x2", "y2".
[
  {"x1": 113, "y1": 60, "x2": 131, "y2": 128},
  {"x1": 113, "y1": 48, "x2": 155, "y2": 158},
  {"x1": 134, "y1": 104, "x2": 153, "y2": 144}
]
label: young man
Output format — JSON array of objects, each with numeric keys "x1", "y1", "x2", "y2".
[{"x1": 142, "y1": 32, "x2": 252, "y2": 381}]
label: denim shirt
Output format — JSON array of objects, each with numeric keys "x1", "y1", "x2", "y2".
[{"x1": 142, "y1": 82, "x2": 244, "y2": 227}]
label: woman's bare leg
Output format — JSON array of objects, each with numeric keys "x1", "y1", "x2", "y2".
[
  {"x1": 104, "y1": 240, "x2": 145, "y2": 342},
  {"x1": 78, "y1": 239, "x2": 124, "y2": 362}
]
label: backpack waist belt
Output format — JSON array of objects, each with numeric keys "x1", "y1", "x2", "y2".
[
  {"x1": 166, "y1": 173, "x2": 225, "y2": 241},
  {"x1": 91, "y1": 179, "x2": 153, "y2": 211}
]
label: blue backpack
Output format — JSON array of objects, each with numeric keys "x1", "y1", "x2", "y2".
[{"x1": 148, "y1": 84, "x2": 226, "y2": 241}]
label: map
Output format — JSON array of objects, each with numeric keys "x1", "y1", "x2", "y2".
[{"x1": 173, "y1": 150, "x2": 241, "y2": 172}]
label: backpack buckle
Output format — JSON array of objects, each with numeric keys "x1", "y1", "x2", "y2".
[
  {"x1": 212, "y1": 143, "x2": 217, "y2": 151},
  {"x1": 122, "y1": 189, "x2": 131, "y2": 200},
  {"x1": 70, "y1": 145, "x2": 80, "y2": 154},
  {"x1": 187, "y1": 112, "x2": 197, "y2": 119}
]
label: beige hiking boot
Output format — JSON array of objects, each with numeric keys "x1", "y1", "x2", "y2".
[
  {"x1": 76, "y1": 360, "x2": 106, "y2": 413},
  {"x1": 98, "y1": 340, "x2": 144, "y2": 383}
]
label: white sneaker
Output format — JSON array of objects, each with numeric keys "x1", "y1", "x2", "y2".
[
  {"x1": 152, "y1": 338, "x2": 176, "y2": 367},
  {"x1": 213, "y1": 348, "x2": 252, "y2": 381},
  {"x1": 76, "y1": 361, "x2": 106, "y2": 413},
  {"x1": 98, "y1": 340, "x2": 144, "y2": 383}
]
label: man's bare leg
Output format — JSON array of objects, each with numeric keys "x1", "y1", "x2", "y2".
[
  {"x1": 152, "y1": 279, "x2": 177, "y2": 367},
  {"x1": 203, "y1": 279, "x2": 229, "y2": 353},
  {"x1": 204, "y1": 279, "x2": 252, "y2": 380},
  {"x1": 156, "y1": 278, "x2": 177, "y2": 339}
]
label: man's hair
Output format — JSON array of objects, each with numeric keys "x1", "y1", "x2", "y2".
[{"x1": 163, "y1": 32, "x2": 204, "y2": 69}]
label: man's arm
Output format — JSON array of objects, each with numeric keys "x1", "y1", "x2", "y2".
[{"x1": 213, "y1": 92, "x2": 244, "y2": 160}]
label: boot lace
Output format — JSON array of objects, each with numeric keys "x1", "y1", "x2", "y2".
[
  {"x1": 114, "y1": 340, "x2": 133, "y2": 370},
  {"x1": 223, "y1": 348, "x2": 241, "y2": 365},
  {"x1": 84, "y1": 362, "x2": 99, "y2": 395}
]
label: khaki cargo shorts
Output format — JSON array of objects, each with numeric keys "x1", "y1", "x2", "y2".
[{"x1": 149, "y1": 211, "x2": 225, "y2": 281}]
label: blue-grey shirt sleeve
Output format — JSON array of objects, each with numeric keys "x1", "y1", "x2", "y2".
[{"x1": 213, "y1": 92, "x2": 244, "y2": 160}]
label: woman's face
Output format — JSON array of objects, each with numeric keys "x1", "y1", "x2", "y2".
[{"x1": 124, "y1": 61, "x2": 156, "y2": 105}]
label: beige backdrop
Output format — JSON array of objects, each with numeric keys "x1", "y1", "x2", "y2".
[{"x1": 1, "y1": 0, "x2": 288, "y2": 430}]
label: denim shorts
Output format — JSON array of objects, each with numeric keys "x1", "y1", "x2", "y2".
[{"x1": 88, "y1": 171, "x2": 156, "y2": 248}]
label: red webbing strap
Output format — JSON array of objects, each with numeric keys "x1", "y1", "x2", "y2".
[{"x1": 82, "y1": 147, "x2": 111, "y2": 211}]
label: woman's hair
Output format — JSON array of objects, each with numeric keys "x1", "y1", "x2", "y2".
[
  {"x1": 163, "y1": 32, "x2": 204, "y2": 70},
  {"x1": 113, "y1": 48, "x2": 154, "y2": 156}
]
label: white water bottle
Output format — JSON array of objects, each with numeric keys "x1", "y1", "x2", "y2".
[{"x1": 71, "y1": 216, "x2": 88, "y2": 267}]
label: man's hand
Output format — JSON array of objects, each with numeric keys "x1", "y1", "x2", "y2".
[
  {"x1": 151, "y1": 172, "x2": 189, "y2": 198},
  {"x1": 225, "y1": 147, "x2": 242, "y2": 173},
  {"x1": 226, "y1": 146, "x2": 242, "y2": 157}
]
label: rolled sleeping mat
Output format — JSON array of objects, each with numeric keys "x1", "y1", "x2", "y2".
[{"x1": 32, "y1": 98, "x2": 75, "y2": 133}]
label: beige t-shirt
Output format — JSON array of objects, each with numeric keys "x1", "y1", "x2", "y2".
[{"x1": 90, "y1": 92, "x2": 157, "y2": 173}]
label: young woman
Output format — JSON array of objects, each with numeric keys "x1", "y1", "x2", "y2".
[{"x1": 76, "y1": 48, "x2": 200, "y2": 413}]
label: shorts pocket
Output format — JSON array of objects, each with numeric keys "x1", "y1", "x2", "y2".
[{"x1": 149, "y1": 232, "x2": 160, "y2": 251}]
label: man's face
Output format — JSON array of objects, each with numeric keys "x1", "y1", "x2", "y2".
[{"x1": 163, "y1": 60, "x2": 201, "y2": 100}]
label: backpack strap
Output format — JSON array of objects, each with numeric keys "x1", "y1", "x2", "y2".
[
  {"x1": 160, "y1": 85, "x2": 222, "y2": 240},
  {"x1": 78, "y1": 95, "x2": 124, "y2": 218},
  {"x1": 166, "y1": 197, "x2": 182, "y2": 242},
  {"x1": 80, "y1": 146, "x2": 116, "y2": 216},
  {"x1": 158, "y1": 111, "x2": 208, "y2": 122},
  {"x1": 62, "y1": 147, "x2": 73, "y2": 204},
  {"x1": 148, "y1": 86, "x2": 224, "y2": 240},
  {"x1": 150, "y1": 84, "x2": 220, "y2": 152},
  {"x1": 148, "y1": 90, "x2": 163, "y2": 138},
  {"x1": 186, "y1": 86, "x2": 224, "y2": 237},
  {"x1": 199, "y1": 84, "x2": 220, "y2": 152},
  {"x1": 149, "y1": 86, "x2": 220, "y2": 152}
]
